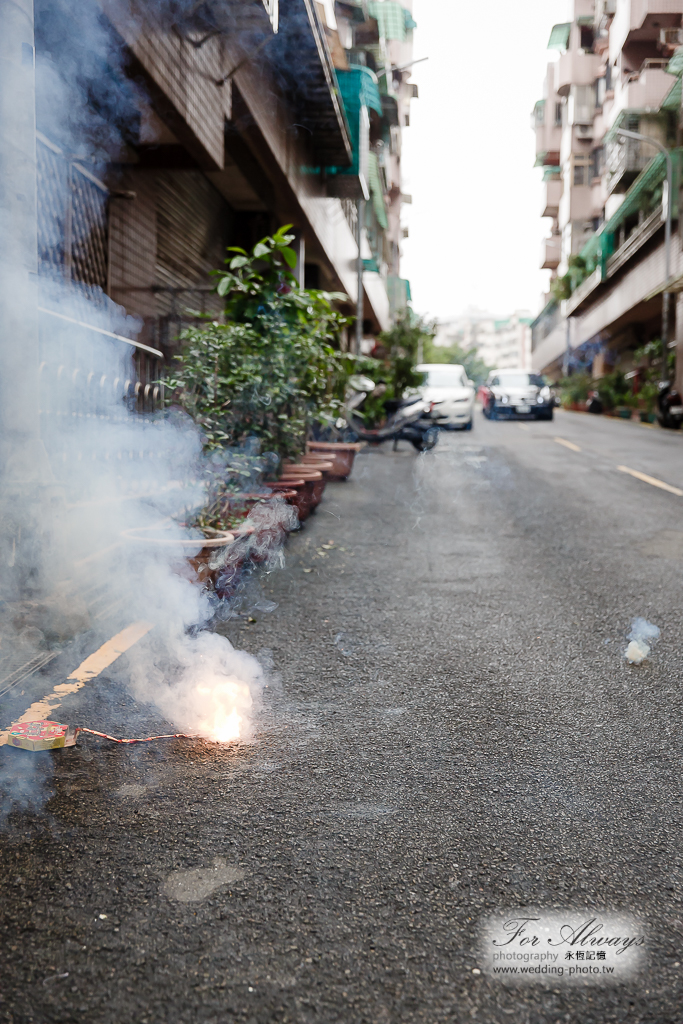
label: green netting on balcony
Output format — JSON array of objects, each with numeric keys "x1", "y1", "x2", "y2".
[
  {"x1": 547, "y1": 23, "x2": 571, "y2": 51},
  {"x1": 667, "y1": 46, "x2": 683, "y2": 76},
  {"x1": 579, "y1": 151, "x2": 679, "y2": 273},
  {"x1": 337, "y1": 66, "x2": 383, "y2": 118},
  {"x1": 662, "y1": 75, "x2": 682, "y2": 112},
  {"x1": 387, "y1": 275, "x2": 411, "y2": 312},
  {"x1": 367, "y1": 151, "x2": 388, "y2": 228}
]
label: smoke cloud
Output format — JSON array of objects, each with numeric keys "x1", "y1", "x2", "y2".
[{"x1": 0, "y1": 0, "x2": 293, "y2": 819}]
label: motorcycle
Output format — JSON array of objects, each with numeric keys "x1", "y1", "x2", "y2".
[
  {"x1": 656, "y1": 380, "x2": 683, "y2": 429},
  {"x1": 345, "y1": 376, "x2": 441, "y2": 452}
]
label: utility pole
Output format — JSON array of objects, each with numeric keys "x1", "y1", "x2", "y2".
[{"x1": 354, "y1": 198, "x2": 364, "y2": 355}]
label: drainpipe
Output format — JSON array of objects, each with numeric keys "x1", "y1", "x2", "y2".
[{"x1": 354, "y1": 198, "x2": 364, "y2": 356}]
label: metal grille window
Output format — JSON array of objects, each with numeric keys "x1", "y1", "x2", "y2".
[
  {"x1": 573, "y1": 156, "x2": 591, "y2": 186},
  {"x1": 36, "y1": 132, "x2": 108, "y2": 307}
]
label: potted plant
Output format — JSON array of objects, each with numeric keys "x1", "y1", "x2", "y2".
[{"x1": 166, "y1": 226, "x2": 355, "y2": 466}]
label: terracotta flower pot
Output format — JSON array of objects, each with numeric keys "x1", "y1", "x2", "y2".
[
  {"x1": 280, "y1": 466, "x2": 325, "y2": 509},
  {"x1": 264, "y1": 479, "x2": 310, "y2": 521},
  {"x1": 305, "y1": 441, "x2": 362, "y2": 480},
  {"x1": 300, "y1": 456, "x2": 335, "y2": 475}
]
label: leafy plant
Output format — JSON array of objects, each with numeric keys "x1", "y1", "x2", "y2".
[
  {"x1": 595, "y1": 370, "x2": 630, "y2": 411},
  {"x1": 550, "y1": 255, "x2": 588, "y2": 302},
  {"x1": 354, "y1": 310, "x2": 435, "y2": 428},
  {"x1": 638, "y1": 380, "x2": 659, "y2": 414},
  {"x1": 558, "y1": 372, "x2": 591, "y2": 408},
  {"x1": 166, "y1": 226, "x2": 357, "y2": 463}
]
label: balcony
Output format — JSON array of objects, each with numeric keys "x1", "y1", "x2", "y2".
[
  {"x1": 610, "y1": 0, "x2": 683, "y2": 61},
  {"x1": 610, "y1": 63, "x2": 676, "y2": 123},
  {"x1": 605, "y1": 134, "x2": 653, "y2": 194},
  {"x1": 554, "y1": 50, "x2": 601, "y2": 97},
  {"x1": 541, "y1": 235, "x2": 561, "y2": 269},
  {"x1": 541, "y1": 176, "x2": 562, "y2": 217}
]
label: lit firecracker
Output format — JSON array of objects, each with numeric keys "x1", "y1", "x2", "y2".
[{"x1": 6, "y1": 681, "x2": 248, "y2": 751}]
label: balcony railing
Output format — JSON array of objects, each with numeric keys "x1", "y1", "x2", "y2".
[{"x1": 605, "y1": 135, "x2": 652, "y2": 194}]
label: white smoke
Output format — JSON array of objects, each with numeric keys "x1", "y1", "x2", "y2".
[
  {"x1": 625, "y1": 617, "x2": 660, "y2": 664},
  {"x1": 0, "y1": 0, "x2": 292, "y2": 779}
]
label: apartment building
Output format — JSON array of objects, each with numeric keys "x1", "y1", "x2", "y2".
[
  {"x1": 531, "y1": 0, "x2": 683, "y2": 387},
  {"x1": 29, "y1": 0, "x2": 418, "y2": 385},
  {"x1": 434, "y1": 310, "x2": 532, "y2": 370}
]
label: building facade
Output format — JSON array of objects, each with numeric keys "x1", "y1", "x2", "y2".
[
  {"x1": 435, "y1": 310, "x2": 532, "y2": 371},
  {"x1": 531, "y1": 0, "x2": 683, "y2": 388},
  {"x1": 32, "y1": 0, "x2": 419, "y2": 383}
]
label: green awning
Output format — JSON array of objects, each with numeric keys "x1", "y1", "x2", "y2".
[
  {"x1": 367, "y1": 151, "x2": 388, "y2": 228},
  {"x1": 368, "y1": 1, "x2": 407, "y2": 40},
  {"x1": 577, "y1": 14, "x2": 593, "y2": 25},
  {"x1": 542, "y1": 165, "x2": 561, "y2": 180},
  {"x1": 548, "y1": 22, "x2": 571, "y2": 51},
  {"x1": 363, "y1": 258, "x2": 380, "y2": 273},
  {"x1": 404, "y1": 9, "x2": 417, "y2": 30}
]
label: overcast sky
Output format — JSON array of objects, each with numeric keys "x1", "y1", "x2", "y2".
[{"x1": 400, "y1": 0, "x2": 571, "y2": 323}]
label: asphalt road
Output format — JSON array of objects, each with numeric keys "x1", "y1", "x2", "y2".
[{"x1": 3, "y1": 407, "x2": 683, "y2": 1023}]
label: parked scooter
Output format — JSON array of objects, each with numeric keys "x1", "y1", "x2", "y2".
[
  {"x1": 656, "y1": 380, "x2": 683, "y2": 429},
  {"x1": 346, "y1": 376, "x2": 441, "y2": 452}
]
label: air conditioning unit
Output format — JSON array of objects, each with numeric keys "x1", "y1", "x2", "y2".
[
  {"x1": 577, "y1": 123, "x2": 594, "y2": 138},
  {"x1": 660, "y1": 28, "x2": 683, "y2": 46}
]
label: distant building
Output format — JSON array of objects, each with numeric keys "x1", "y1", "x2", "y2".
[{"x1": 434, "y1": 309, "x2": 532, "y2": 370}]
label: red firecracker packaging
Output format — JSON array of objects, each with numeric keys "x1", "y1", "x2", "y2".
[{"x1": 8, "y1": 721, "x2": 74, "y2": 751}]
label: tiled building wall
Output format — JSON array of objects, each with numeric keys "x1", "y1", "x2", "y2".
[
  {"x1": 108, "y1": 168, "x2": 232, "y2": 353},
  {"x1": 103, "y1": 0, "x2": 229, "y2": 169}
]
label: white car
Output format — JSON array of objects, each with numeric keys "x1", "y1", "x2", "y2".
[{"x1": 416, "y1": 363, "x2": 476, "y2": 430}]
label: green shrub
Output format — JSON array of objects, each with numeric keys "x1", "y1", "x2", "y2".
[{"x1": 166, "y1": 226, "x2": 361, "y2": 462}]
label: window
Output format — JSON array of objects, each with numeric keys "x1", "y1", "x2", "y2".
[
  {"x1": 555, "y1": 102, "x2": 563, "y2": 127},
  {"x1": 590, "y1": 146, "x2": 604, "y2": 179},
  {"x1": 571, "y1": 155, "x2": 591, "y2": 186},
  {"x1": 496, "y1": 373, "x2": 545, "y2": 388},
  {"x1": 596, "y1": 76, "x2": 605, "y2": 108},
  {"x1": 425, "y1": 369, "x2": 467, "y2": 388}
]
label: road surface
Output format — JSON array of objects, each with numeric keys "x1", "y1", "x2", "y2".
[{"x1": 2, "y1": 408, "x2": 683, "y2": 1023}]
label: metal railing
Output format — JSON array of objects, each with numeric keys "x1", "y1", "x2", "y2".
[{"x1": 37, "y1": 132, "x2": 109, "y2": 307}]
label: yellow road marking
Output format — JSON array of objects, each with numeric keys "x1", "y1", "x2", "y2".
[
  {"x1": 617, "y1": 465, "x2": 683, "y2": 497},
  {"x1": 0, "y1": 620, "x2": 153, "y2": 744},
  {"x1": 554, "y1": 437, "x2": 582, "y2": 452}
]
